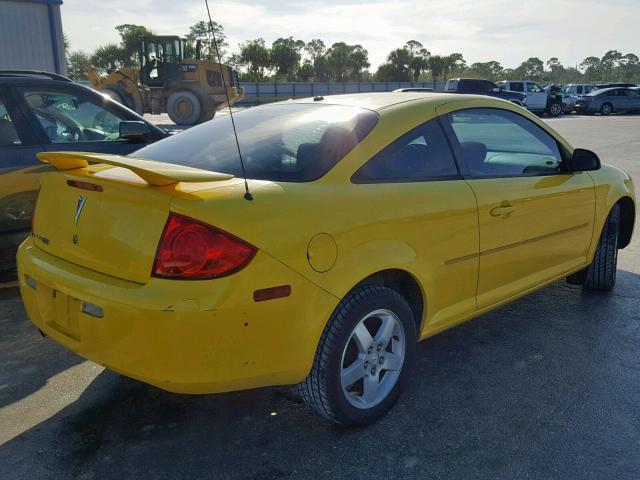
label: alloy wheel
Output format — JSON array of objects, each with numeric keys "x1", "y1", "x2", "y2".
[
  {"x1": 549, "y1": 103, "x2": 562, "y2": 116},
  {"x1": 340, "y1": 309, "x2": 406, "y2": 409}
]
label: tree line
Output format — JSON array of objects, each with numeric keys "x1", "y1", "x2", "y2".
[{"x1": 65, "y1": 23, "x2": 640, "y2": 85}]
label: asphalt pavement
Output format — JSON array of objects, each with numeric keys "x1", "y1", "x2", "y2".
[{"x1": 0, "y1": 114, "x2": 639, "y2": 480}]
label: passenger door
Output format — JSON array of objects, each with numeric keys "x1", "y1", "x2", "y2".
[
  {"x1": 441, "y1": 107, "x2": 595, "y2": 308},
  {"x1": 604, "y1": 89, "x2": 627, "y2": 111},
  {"x1": 626, "y1": 89, "x2": 640, "y2": 110},
  {"x1": 352, "y1": 117, "x2": 479, "y2": 331},
  {"x1": 15, "y1": 85, "x2": 159, "y2": 155},
  {"x1": 525, "y1": 82, "x2": 547, "y2": 110}
]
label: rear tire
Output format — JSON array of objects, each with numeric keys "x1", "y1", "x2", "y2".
[
  {"x1": 101, "y1": 87, "x2": 144, "y2": 116},
  {"x1": 600, "y1": 103, "x2": 613, "y2": 116},
  {"x1": 299, "y1": 285, "x2": 416, "y2": 425},
  {"x1": 101, "y1": 87, "x2": 125, "y2": 106},
  {"x1": 167, "y1": 90, "x2": 202, "y2": 125},
  {"x1": 569, "y1": 205, "x2": 620, "y2": 291}
]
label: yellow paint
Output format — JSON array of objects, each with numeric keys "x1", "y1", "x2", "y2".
[
  {"x1": 37, "y1": 151, "x2": 232, "y2": 185},
  {"x1": 307, "y1": 233, "x2": 338, "y2": 272},
  {"x1": 18, "y1": 93, "x2": 636, "y2": 394}
]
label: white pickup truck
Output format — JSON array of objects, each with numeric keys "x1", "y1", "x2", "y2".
[{"x1": 496, "y1": 80, "x2": 563, "y2": 116}]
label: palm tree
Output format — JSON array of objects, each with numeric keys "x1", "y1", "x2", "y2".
[{"x1": 428, "y1": 55, "x2": 447, "y2": 89}]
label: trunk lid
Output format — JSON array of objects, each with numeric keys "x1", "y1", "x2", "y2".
[{"x1": 31, "y1": 152, "x2": 236, "y2": 283}]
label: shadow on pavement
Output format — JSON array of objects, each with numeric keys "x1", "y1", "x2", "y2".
[
  {"x1": 0, "y1": 288, "x2": 85, "y2": 410},
  {"x1": 1, "y1": 273, "x2": 639, "y2": 479}
]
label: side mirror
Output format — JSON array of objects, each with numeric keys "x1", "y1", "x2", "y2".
[
  {"x1": 491, "y1": 87, "x2": 500, "y2": 93},
  {"x1": 119, "y1": 121, "x2": 150, "y2": 141},
  {"x1": 569, "y1": 148, "x2": 601, "y2": 172}
]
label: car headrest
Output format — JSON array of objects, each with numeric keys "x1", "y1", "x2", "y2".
[
  {"x1": 460, "y1": 141, "x2": 487, "y2": 172},
  {"x1": 0, "y1": 118, "x2": 19, "y2": 145},
  {"x1": 319, "y1": 126, "x2": 358, "y2": 162},
  {"x1": 296, "y1": 126, "x2": 359, "y2": 175},
  {"x1": 296, "y1": 143, "x2": 320, "y2": 170},
  {"x1": 384, "y1": 143, "x2": 431, "y2": 175}
]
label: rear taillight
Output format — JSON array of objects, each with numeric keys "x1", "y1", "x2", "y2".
[{"x1": 152, "y1": 213, "x2": 256, "y2": 280}]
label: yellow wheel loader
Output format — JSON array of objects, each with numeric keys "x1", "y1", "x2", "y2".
[{"x1": 88, "y1": 36, "x2": 243, "y2": 125}]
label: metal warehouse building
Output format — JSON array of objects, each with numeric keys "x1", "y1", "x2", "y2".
[{"x1": 0, "y1": 0, "x2": 66, "y2": 75}]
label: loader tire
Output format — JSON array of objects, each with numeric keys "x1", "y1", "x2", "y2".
[{"x1": 167, "y1": 91, "x2": 202, "y2": 125}]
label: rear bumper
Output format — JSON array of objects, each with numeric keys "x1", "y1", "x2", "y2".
[{"x1": 18, "y1": 238, "x2": 338, "y2": 393}]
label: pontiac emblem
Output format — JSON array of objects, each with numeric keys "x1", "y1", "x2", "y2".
[{"x1": 74, "y1": 196, "x2": 87, "y2": 225}]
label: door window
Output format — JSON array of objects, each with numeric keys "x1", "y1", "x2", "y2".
[
  {"x1": 446, "y1": 108, "x2": 564, "y2": 177},
  {"x1": 22, "y1": 90, "x2": 127, "y2": 144},
  {"x1": 509, "y1": 82, "x2": 524, "y2": 92},
  {"x1": 576, "y1": 86, "x2": 583, "y2": 94},
  {"x1": 0, "y1": 100, "x2": 21, "y2": 146},
  {"x1": 460, "y1": 80, "x2": 489, "y2": 93},
  {"x1": 352, "y1": 118, "x2": 458, "y2": 183},
  {"x1": 526, "y1": 83, "x2": 543, "y2": 93}
]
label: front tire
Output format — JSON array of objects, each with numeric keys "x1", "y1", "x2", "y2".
[
  {"x1": 299, "y1": 285, "x2": 416, "y2": 425},
  {"x1": 568, "y1": 205, "x2": 620, "y2": 290}
]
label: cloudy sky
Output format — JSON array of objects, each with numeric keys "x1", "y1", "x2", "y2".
[{"x1": 62, "y1": 0, "x2": 638, "y2": 69}]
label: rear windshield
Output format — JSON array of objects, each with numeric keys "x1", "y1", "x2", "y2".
[{"x1": 133, "y1": 103, "x2": 379, "y2": 182}]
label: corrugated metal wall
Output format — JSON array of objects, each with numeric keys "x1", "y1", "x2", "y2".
[
  {"x1": 0, "y1": 0, "x2": 66, "y2": 74},
  {"x1": 238, "y1": 81, "x2": 447, "y2": 105}
]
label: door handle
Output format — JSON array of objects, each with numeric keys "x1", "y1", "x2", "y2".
[{"x1": 490, "y1": 203, "x2": 515, "y2": 218}]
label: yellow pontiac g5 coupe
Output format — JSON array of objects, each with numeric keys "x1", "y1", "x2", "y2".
[{"x1": 18, "y1": 93, "x2": 635, "y2": 425}]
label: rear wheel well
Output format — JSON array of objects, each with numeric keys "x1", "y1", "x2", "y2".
[
  {"x1": 617, "y1": 196, "x2": 635, "y2": 249},
  {"x1": 357, "y1": 269, "x2": 424, "y2": 334}
]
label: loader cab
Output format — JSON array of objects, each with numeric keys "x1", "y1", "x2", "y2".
[{"x1": 138, "y1": 36, "x2": 186, "y2": 87}]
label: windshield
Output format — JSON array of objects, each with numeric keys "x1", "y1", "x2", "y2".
[{"x1": 134, "y1": 103, "x2": 379, "y2": 182}]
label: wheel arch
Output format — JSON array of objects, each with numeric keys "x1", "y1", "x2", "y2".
[
  {"x1": 351, "y1": 268, "x2": 425, "y2": 335},
  {"x1": 617, "y1": 196, "x2": 635, "y2": 249}
]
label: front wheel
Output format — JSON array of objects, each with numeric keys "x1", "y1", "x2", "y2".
[
  {"x1": 299, "y1": 285, "x2": 416, "y2": 425},
  {"x1": 548, "y1": 102, "x2": 563, "y2": 117}
]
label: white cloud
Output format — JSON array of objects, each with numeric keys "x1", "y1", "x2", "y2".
[{"x1": 62, "y1": 0, "x2": 640, "y2": 70}]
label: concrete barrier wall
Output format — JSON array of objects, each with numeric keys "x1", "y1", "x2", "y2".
[{"x1": 238, "y1": 82, "x2": 447, "y2": 105}]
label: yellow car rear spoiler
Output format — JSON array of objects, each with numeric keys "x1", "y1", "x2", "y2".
[{"x1": 37, "y1": 151, "x2": 233, "y2": 186}]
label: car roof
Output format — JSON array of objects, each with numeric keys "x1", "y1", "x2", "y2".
[
  {"x1": 0, "y1": 70, "x2": 72, "y2": 84},
  {"x1": 286, "y1": 92, "x2": 471, "y2": 111},
  {"x1": 588, "y1": 87, "x2": 625, "y2": 95}
]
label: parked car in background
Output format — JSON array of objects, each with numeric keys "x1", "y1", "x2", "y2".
[
  {"x1": 392, "y1": 87, "x2": 434, "y2": 92},
  {"x1": 594, "y1": 82, "x2": 638, "y2": 90},
  {"x1": 560, "y1": 84, "x2": 598, "y2": 112},
  {"x1": 0, "y1": 70, "x2": 167, "y2": 280},
  {"x1": 444, "y1": 78, "x2": 527, "y2": 106},
  {"x1": 562, "y1": 84, "x2": 598, "y2": 96},
  {"x1": 575, "y1": 87, "x2": 640, "y2": 115},
  {"x1": 497, "y1": 80, "x2": 563, "y2": 116}
]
